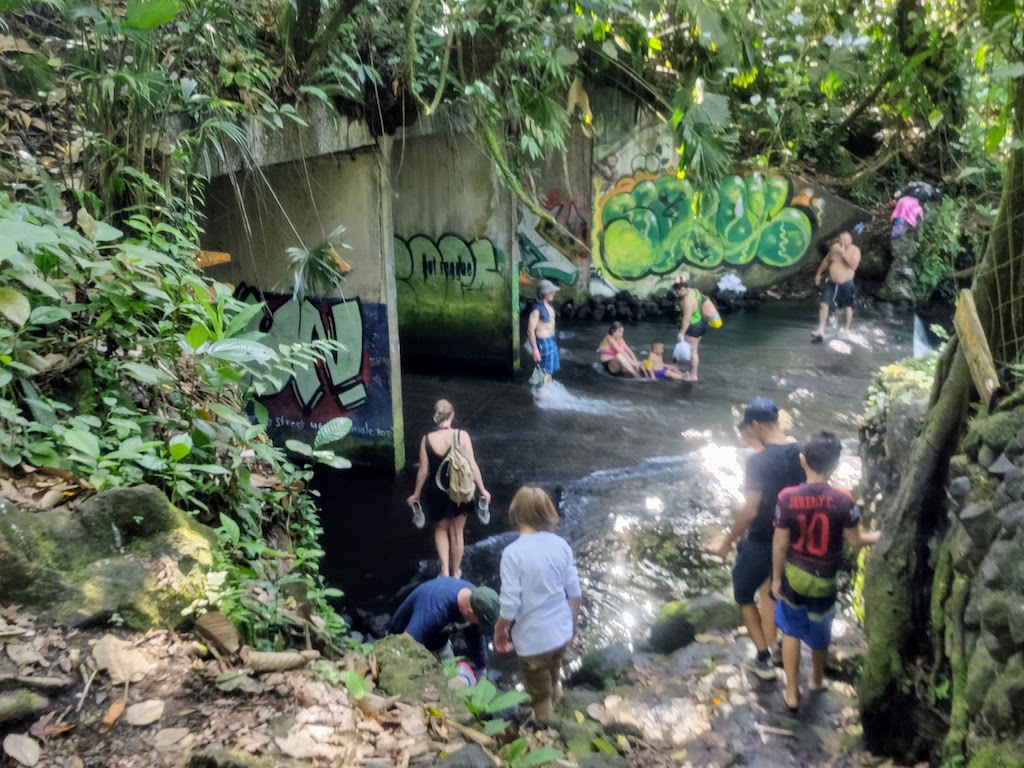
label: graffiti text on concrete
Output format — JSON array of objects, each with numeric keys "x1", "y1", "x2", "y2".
[{"x1": 394, "y1": 234, "x2": 503, "y2": 290}]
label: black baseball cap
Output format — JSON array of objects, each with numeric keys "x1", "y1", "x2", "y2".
[{"x1": 739, "y1": 396, "x2": 779, "y2": 428}]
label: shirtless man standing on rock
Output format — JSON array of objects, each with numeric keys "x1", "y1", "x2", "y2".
[{"x1": 811, "y1": 231, "x2": 861, "y2": 342}]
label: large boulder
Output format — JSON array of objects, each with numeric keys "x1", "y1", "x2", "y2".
[
  {"x1": 0, "y1": 485, "x2": 214, "y2": 628},
  {"x1": 373, "y1": 633, "x2": 460, "y2": 710}
]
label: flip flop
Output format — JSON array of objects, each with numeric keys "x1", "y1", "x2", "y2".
[
  {"x1": 810, "y1": 334, "x2": 824, "y2": 344},
  {"x1": 783, "y1": 692, "x2": 800, "y2": 715}
]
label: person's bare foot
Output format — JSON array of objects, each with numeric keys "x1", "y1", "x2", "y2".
[
  {"x1": 783, "y1": 689, "x2": 800, "y2": 714},
  {"x1": 808, "y1": 680, "x2": 827, "y2": 693}
]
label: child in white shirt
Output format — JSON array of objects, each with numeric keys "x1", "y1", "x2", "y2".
[{"x1": 493, "y1": 486, "x2": 583, "y2": 722}]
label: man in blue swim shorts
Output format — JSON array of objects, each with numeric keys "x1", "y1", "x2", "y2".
[{"x1": 527, "y1": 279, "x2": 560, "y2": 385}]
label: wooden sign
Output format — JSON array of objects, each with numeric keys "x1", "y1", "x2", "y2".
[
  {"x1": 194, "y1": 250, "x2": 231, "y2": 269},
  {"x1": 954, "y1": 289, "x2": 999, "y2": 406}
]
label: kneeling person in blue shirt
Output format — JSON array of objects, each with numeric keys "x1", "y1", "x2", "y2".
[{"x1": 389, "y1": 577, "x2": 500, "y2": 676}]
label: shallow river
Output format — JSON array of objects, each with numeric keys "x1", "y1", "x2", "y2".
[{"x1": 316, "y1": 300, "x2": 915, "y2": 650}]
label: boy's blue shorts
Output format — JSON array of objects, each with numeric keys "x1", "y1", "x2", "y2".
[{"x1": 774, "y1": 599, "x2": 834, "y2": 650}]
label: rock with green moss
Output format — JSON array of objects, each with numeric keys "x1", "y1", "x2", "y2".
[
  {"x1": 647, "y1": 594, "x2": 741, "y2": 654},
  {"x1": 0, "y1": 689, "x2": 49, "y2": 724},
  {"x1": 967, "y1": 742, "x2": 1024, "y2": 768},
  {"x1": 964, "y1": 644, "x2": 999, "y2": 714},
  {"x1": 0, "y1": 485, "x2": 214, "y2": 629},
  {"x1": 978, "y1": 653, "x2": 1024, "y2": 737},
  {"x1": 372, "y1": 633, "x2": 459, "y2": 711}
]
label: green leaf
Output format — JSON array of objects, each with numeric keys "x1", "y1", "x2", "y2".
[
  {"x1": 487, "y1": 689, "x2": 532, "y2": 712},
  {"x1": 124, "y1": 0, "x2": 184, "y2": 30},
  {"x1": 15, "y1": 273, "x2": 61, "y2": 300},
  {"x1": 219, "y1": 513, "x2": 241, "y2": 544},
  {"x1": 222, "y1": 299, "x2": 267, "y2": 339},
  {"x1": 313, "y1": 451, "x2": 352, "y2": 469},
  {"x1": 122, "y1": 361, "x2": 174, "y2": 386},
  {"x1": 314, "y1": 417, "x2": 352, "y2": 449},
  {"x1": 206, "y1": 339, "x2": 276, "y2": 363},
  {"x1": 0, "y1": 287, "x2": 31, "y2": 329},
  {"x1": 29, "y1": 306, "x2": 71, "y2": 325},
  {"x1": 184, "y1": 323, "x2": 210, "y2": 351},
  {"x1": 985, "y1": 124, "x2": 1006, "y2": 154},
  {"x1": 93, "y1": 221, "x2": 123, "y2": 242},
  {"x1": 63, "y1": 429, "x2": 100, "y2": 459},
  {"x1": 927, "y1": 109, "x2": 943, "y2": 129},
  {"x1": 285, "y1": 439, "x2": 314, "y2": 457},
  {"x1": 483, "y1": 718, "x2": 510, "y2": 737},
  {"x1": 214, "y1": 671, "x2": 263, "y2": 693},
  {"x1": 592, "y1": 737, "x2": 618, "y2": 754},
  {"x1": 343, "y1": 671, "x2": 367, "y2": 699},
  {"x1": 168, "y1": 433, "x2": 192, "y2": 461}
]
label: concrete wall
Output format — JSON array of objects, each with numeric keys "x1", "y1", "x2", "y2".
[
  {"x1": 201, "y1": 144, "x2": 404, "y2": 471},
  {"x1": 515, "y1": 127, "x2": 593, "y2": 301},
  {"x1": 391, "y1": 132, "x2": 518, "y2": 372}
]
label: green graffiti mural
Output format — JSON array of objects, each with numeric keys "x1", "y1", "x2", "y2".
[{"x1": 598, "y1": 173, "x2": 813, "y2": 281}]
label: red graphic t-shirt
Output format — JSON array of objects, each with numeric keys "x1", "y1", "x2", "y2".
[{"x1": 774, "y1": 482, "x2": 859, "y2": 579}]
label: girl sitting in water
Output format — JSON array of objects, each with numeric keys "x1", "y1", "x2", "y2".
[
  {"x1": 597, "y1": 321, "x2": 643, "y2": 378},
  {"x1": 493, "y1": 487, "x2": 583, "y2": 724},
  {"x1": 643, "y1": 342, "x2": 685, "y2": 381}
]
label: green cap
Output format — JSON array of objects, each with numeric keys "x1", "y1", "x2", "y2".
[{"x1": 469, "y1": 587, "x2": 500, "y2": 633}]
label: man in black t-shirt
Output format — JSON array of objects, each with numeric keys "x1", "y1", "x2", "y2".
[{"x1": 717, "y1": 397, "x2": 804, "y2": 679}]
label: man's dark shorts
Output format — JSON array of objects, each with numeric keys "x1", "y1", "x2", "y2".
[
  {"x1": 685, "y1": 319, "x2": 708, "y2": 339},
  {"x1": 732, "y1": 538, "x2": 773, "y2": 604},
  {"x1": 820, "y1": 279, "x2": 856, "y2": 310}
]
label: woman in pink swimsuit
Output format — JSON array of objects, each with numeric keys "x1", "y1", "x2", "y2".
[{"x1": 597, "y1": 322, "x2": 643, "y2": 378}]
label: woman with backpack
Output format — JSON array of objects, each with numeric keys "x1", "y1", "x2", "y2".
[{"x1": 407, "y1": 399, "x2": 491, "y2": 579}]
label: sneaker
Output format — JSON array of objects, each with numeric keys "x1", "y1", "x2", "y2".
[
  {"x1": 411, "y1": 500, "x2": 425, "y2": 529},
  {"x1": 745, "y1": 654, "x2": 778, "y2": 680},
  {"x1": 477, "y1": 498, "x2": 490, "y2": 525}
]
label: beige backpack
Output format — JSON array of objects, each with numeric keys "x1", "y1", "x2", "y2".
[{"x1": 436, "y1": 430, "x2": 475, "y2": 504}]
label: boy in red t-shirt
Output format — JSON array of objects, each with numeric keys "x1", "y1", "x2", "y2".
[{"x1": 771, "y1": 432, "x2": 880, "y2": 713}]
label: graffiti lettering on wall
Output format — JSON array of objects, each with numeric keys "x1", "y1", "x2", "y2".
[
  {"x1": 394, "y1": 234, "x2": 504, "y2": 292},
  {"x1": 596, "y1": 172, "x2": 820, "y2": 282},
  {"x1": 517, "y1": 190, "x2": 591, "y2": 286},
  {"x1": 234, "y1": 285, "x2": 393, "y2": 438}
]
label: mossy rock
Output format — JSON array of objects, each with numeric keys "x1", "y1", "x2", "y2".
[
  {"x1": 372, "y1": 633, "x2": 459, "y2": 710},
  {"x1": 964, "y1": 644, "x2": 999, "y2": 714},
  {"x1": 967, "y1": 742, "x2": 1024, "y2": 768},
  {"x1": 648, "y1": 594, "x2": 741, "y2": 655},
  {"x1": 979, "y1": 653, "x2": 1024, "y2": 736},
  {"x1": 967, "y1": 407, "x2": 1024, "y2": 455},
  {"x1": 571, "y1": 642, "x2": 634, "y2": 689},
  {"x1": 0, "y1": 485, "x2": 214, "y2": 629}
]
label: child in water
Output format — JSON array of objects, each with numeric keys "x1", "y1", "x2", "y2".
[
  {"x1": 494, "y1": 487, "x2": 583, "y2": 723},
  {"x1": 643, "y1": 342, "x2": 685, "y2": 381}
]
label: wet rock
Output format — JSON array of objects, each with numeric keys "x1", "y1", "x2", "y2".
[
  {"x1": 188, "y1": 750, "x2": 282, "y2": 768},
  {"x1": 993, "y1": 468, "x2": 1024, "y2": 508},
  {"x1": 647, "y1": 594, "x2": 741, "y2": 655},
  {"x1": 988, "y1": 453, "x2": 1017, "y2": 477},
  {"x1": 0, "y1": 485, "x2": 214, "y2": 629},
  {"x1": 571, "y1": 643, "x2": 634, "y2": 689},
  {"x1": 964, "y1": 645, "x2": 999, "y2": 713},
  {"x1": 997, "y1": 502, "x2": 1024, "y2": 535},
  {"x1": 433, "y1": 744, "x2": 494, "y2": 767},
  {"x1": 1008, "y1": 601, "x2": 1024, "y2": 646},
  {"x1": 363, "y1": 612, "x2": 392, "y2": 639},
  {"x1": 949, "y1": 475, "x2": 972, "y2": 507},
  {"x1": 979, "y1": 444, "x2": 998, "y2": 470}
]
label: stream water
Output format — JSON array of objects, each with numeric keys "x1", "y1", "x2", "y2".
[{"x1": 316, "y1": 300, "x2": 914, "y2": 653}]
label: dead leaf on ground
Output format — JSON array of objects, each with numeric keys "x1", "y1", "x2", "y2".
[
  {"x1": 2, "y1": 733, "x2": 41, "y2": 767},
  {"x1": 7, "y1": 643, "x2": 45, "y2": 667},
  {"x1": 152, "y1": 727, "x2": 191, "y2": 750},
  {"x1": 92, "y1": 634, "x2": 153, "y2": 684},
  {"x1": 193, "y1": 611, "x2": 240, "y2": 656},
  {"x1": 125, "y1": 699, "x2": 165, "y2": 726},
  {"x1": 99, "y1": 699, "x2": 125, "y2": 734}
]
